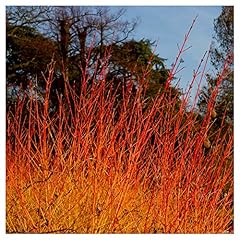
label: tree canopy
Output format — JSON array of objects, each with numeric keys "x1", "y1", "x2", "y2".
[
  {"x1": 6, "y1": 6, "x2": 179, "y2": 114},
  {"x1": 198, "y1": 6, "x2": 233, "y2": 128}
]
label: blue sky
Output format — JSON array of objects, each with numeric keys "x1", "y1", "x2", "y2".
[{"x1": 114, "y1": 6, "x2": 222, "y2": 100}]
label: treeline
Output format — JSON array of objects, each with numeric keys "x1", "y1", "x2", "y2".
[
  {"x1": 6, "y1": 6, "x2": 233, "y2": 137},
  {"x1": 6, "y1": 6, "x2": 179, "y2": 114}
]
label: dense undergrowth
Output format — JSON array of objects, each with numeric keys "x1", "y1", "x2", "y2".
[{"x1": 6, "y1": 28, "x2": 233, "y2": 233}]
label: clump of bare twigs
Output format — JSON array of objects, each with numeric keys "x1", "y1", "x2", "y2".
[{"x1": 6, "y1": 22, "x2": 233, "y2": 233}]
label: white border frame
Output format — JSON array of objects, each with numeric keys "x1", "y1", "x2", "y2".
[{"x1": 1, "y1": 1, "x2": 239, "y2": 240}]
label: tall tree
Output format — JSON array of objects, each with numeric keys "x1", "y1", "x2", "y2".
[
  {"x1": 6, "y1": 24, "x2": 56, "y2": 87},
  {"x1": 106, "y1": 39, "x2": 171, "y2": 97},
  {"x1": 6, "y1": 23, "x2": 58, "y2": 112},
  {"x1": 198, "y1": 6, "x2": 233, "y2": 126},
  {"x1": 6, "y1": 6, "x2": 138, "y2": 107},
  {"x1": 6, "y1": 6, "x2": 181, "y2": 118}
]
